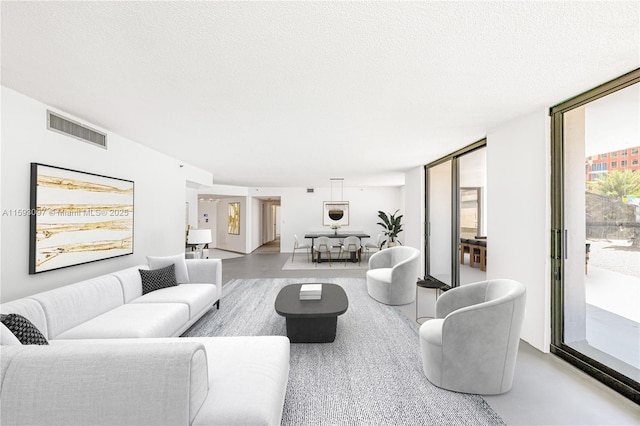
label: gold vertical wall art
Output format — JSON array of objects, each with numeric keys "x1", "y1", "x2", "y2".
[
  {"x1": 228, "y1": 202, "x2": 240, "y2": 235},
  {"x1": 29, "y1": 163, "x2": 134, "y2": 274}
]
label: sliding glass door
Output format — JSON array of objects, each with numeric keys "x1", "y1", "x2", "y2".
[
  {"x1": 458, "y1": 147, "x2": 487, "y2": 285},
  {"x1": 551, "y1": 69, "x2": 640, "y2": 402},
  {"x1": 425, "y1": 141, "x2": 486, "y2": 288},
  {"x1": 427, "y1": 160, "x2": 453, "y2": 286}
]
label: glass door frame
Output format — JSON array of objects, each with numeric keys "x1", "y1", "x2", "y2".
[
  {"x1": 550, "y1": 68, "x2": 640, "y2": 403},
  {"x1": 424, "y1": 138, "x2": 486, "y2": 289}
]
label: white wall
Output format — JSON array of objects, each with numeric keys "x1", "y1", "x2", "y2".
[
  {"x1": 197, "y1": 198, "x2": 219, "y2": 246},
  {"x1": 0, "y1": 87, "x2": 211, "y2": 302},
  {"x1": 247, "y1": 186, "x2": 402, "y2": 254},
  {"x1": 274, "y1": 205, "x2": 281, "y2": 236},
  {"x1": 185, "y1": 188, "x2": 199, "y2": 229},
  {"x1": 487, "y1": 109, "x2": 551, "y2": 352},
  {"x1": 403, "y1": 166, "x2": 425, "y2": 275},
  {"x1": 251, "y1": 197, "x2": 262, "y2": 250}
]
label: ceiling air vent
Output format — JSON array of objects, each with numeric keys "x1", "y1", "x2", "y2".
[
  {"x1": 307, "y1": 188, "x2": 315, "y2": 193},
  {"x1": 47, "y1": 110, "x2": 107, "y2": 149}
]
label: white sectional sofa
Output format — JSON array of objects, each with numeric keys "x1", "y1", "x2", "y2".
[{"x1": 0, "y1": 258, "x2": 291, "y2": 425}]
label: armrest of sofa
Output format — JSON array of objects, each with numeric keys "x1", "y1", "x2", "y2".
[
  {"x1": 186, "y1": 259, "x2": 222, "y2": 301},
  {"x1": 1, "y1": 341, "x2": 209, "y2": 426}
]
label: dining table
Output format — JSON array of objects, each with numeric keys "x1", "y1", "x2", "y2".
[{"x1": 304, "y1": 232, "x2": 370, "y2": 262}]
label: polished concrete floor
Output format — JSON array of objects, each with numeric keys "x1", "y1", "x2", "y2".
[{"x1": 220, "y1": 249, "x2": 640, "y2": 425}]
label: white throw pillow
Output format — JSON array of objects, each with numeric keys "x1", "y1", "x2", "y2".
[{"x1": 147, "y1": 254, "x2": 190, "y2": 284}]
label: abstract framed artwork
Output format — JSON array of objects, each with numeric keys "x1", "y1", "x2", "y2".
[
  {"x1": 228, "y1": 202, "x2": 240, "y2": 235},
  {"x1": 323, "y1": 201, "x2": 349, "y2": 226},
  {"x1": 29, "y1": 163, "x2": 134, "y2": 274}
]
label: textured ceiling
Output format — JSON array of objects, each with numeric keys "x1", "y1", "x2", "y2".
[{"x1": 2, "y1": 1, "x2": 639, "y2": 188}]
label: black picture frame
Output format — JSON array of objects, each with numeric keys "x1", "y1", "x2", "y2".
[{"x1": 29, "y1": 163, "x2": 134, "y2": 274}]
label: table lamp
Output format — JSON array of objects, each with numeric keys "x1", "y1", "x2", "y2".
[{"x1": 187, "y1": 229, "x2": 212, "y2": 259}]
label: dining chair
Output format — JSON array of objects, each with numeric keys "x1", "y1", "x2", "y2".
[
  {"x1": 292, "y1": 234, "x2": 311, "y2": 263},
  {"x1": 340, "y1": 236, "x2": 362, "y2": 266},
  {"x1": 364, "y1": 233, "x2": 383, "y2": 261},
  {"x1": 314, "y1": 236, "x2": 333, "y2": 267}
]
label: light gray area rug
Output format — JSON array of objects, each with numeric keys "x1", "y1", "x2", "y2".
[
  {"x1": 282, "y1": 255, "x2": 369, "y2": 271},
  {"x1": 183, "y1": 278, "x2": 505, "y2": 425}
]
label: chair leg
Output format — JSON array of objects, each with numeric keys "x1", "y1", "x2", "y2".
[{"x1": 292, "y1": 248, "x2": 295, "y2": 263}]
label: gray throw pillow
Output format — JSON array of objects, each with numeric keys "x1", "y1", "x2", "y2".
[
  {"x1": 139, "y1": 264, "x2": 178, "y2": 295},
  {"x1": 0, "y1": 313, "x2": 49, "y2": 345}
]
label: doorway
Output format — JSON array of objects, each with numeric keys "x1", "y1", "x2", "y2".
[{"x1": 255, "y1": 197, "x2": 281, "y2": 253}]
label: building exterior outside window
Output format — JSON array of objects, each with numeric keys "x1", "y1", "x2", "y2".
[{"x1": 585, "y1": 145, "x2": 640, "y2": 183}]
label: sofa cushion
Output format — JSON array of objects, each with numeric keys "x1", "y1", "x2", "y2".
[
  {"x1": 0, "y1": 314, "x2": 48, "y2": 345},
  {"x1": 29, "y1": 275, "x2": 124, "y2": 339},
  {"x1": 55, "y1": 303, "x2": 189, "y2": 340},
  {"x1": 111, "y1": 264, "x2": 149, "y2": 303},
  {"x1": 139, "y1": 264, "x2": 178, "y2": 295},
  {"x1": 147, "y1": 254, "x2": 190, "y2": 284},
  {"x1": 131, "y1": 284, "x2": 217, "y2": 319},
  {"x1": 366, "y1": 267, "x2": 392, "y2": 284},
  {"x1": 0, "y1": 298, "x2": 48, "y2": 339}
]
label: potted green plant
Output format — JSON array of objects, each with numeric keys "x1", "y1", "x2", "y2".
[{"x1": 377, "y1": 210, "x2": 403, "y2": 248}]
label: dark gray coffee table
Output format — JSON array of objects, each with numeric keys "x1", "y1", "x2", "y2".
[{"x1": 275, "y1": 283, "x2": 348, "y2": 343}]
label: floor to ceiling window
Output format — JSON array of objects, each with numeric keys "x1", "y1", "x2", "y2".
[
  {"x1": 425, "y1": 140, "x2": 487, "y2": 288},
  {"x1": 551, "y1": 69, "x2": 640, "y2": 402}
]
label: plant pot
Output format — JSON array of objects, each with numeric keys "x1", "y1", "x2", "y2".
[{"x1": 387, "y1": 241, "x2": 399, "y2": 248}]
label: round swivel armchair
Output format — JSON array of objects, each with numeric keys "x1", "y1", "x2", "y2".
[
  {"x1": 366, "y1": 246, "x2": 420, "y2": 305},
  {"x1": 419, "y1": 279, "x2": 526, "y2": 394}
]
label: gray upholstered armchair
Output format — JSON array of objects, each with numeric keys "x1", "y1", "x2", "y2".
[
  {"x1": 419, "y1": 279, "x2": 526, "y2": 395},
  {"x1": 366, "y1": 246, "x2": 420, "y2": 305}
]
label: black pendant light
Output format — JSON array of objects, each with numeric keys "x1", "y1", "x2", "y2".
[{"x1": 329, "y1": 178, "x2": 345, "y2": 220}]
